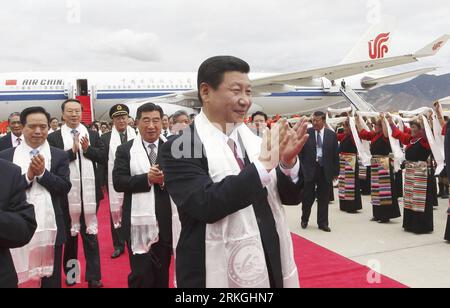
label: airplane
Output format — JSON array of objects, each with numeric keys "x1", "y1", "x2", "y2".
[{"x1": 0, "y1": 21, "x2": 449, "y2": 123}]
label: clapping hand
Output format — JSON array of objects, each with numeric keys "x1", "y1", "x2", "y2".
[{"x1": 259, "y1": 118, "x2": 309, "y2": 171}]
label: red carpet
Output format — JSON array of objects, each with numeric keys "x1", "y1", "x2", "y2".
[{"x1": 63, "y1": 193, "x2": 407, "y2": 288}]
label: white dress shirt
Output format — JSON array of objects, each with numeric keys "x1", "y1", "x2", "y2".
[{"x1": 315, "y1": 127, "x2": 325, "y2": 162}]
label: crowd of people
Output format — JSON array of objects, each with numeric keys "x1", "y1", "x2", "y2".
[{"x1": 0, "y1": 55, "x2": 449, "y2": 289}]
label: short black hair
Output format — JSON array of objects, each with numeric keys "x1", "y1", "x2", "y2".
[
  {"x1": 252, "y1": 111, "x2": 268, "y2": 122},
  {"x1": 20, "y1": 107, "x2": 51, "y2": 126},
  {"x1": 136, "y1": 103, "x2": 164, "y2": 120},
  {"x1": 313, "y1": 111, "x2": 326, "y2": 121},
  {"x1": 197, "y1": 56, "x2": 250, "y2": 104},
  {"x1": 61, "y1": 99, "x2": 82, "y2": 112},
  {"x1": 50, "y1": 117, "x2": 59, "y2": 123}
]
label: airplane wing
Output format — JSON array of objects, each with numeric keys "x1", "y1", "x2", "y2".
[
  {"x1": 118, "y1": 34, "x2": 449, "y2": 113},
  {"x1": 122, "y1": 89, "x2": 201, "y2": 108},
  {"x1": 252, "y1": 35, "x2": 449, "y2": 91},
  {"x1": 361, "y1": 67, "x2": 437, "y2": 87}
]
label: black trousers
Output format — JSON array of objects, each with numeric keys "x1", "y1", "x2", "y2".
[
  {"x1": 301, "y1": 165, "x2": 332, "y2": 227},
  {"x1": 63, "y1": 208, "x2": 101, "y2": 282},
  {"x1": 41, "y1": 245, "x2": 63, "y2": 288},
  {"x1": 110, "y1": 214, "x2": 125, "y2": 252},
  {"x1": 127, "y1": 241, "x2": 171, "y2": 288}
]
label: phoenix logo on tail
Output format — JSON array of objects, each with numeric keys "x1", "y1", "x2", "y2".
[
  {"x1": 368, "y1": 33, "x2": 390, "y2": 59},
  {"x1": 433, "y1": 41, "x2": 444, "y2": 51}
]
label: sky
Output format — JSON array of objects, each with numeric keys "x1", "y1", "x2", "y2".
[{"x1": 0, "y1": 0, "x2": 449, "y2": 75}]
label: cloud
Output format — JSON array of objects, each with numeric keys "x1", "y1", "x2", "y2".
[
  {"x1": 0, "y1": 0, "x2": 448, "y2": 73},
  {"x1": 91, "y1": 29, "x2": 162, "y2": 62}
]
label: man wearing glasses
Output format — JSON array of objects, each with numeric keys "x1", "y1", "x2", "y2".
[
  {"x1": 101, "y1": 104, "x2": 136, "y2": 259},
  {"x1": 0, "y1": 112, "x2": 24, "y2": 151}
]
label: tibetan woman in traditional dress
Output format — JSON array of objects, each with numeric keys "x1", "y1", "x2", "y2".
[
  {"x1": 357, "y1": 114, "x2": 401, "y2": 223},
  {"x1": 337, "y1": 120, "x2": 362, "y2": 213},
  {"x1": 388, "y1": 115, "x2": 434, "y2": 234}
]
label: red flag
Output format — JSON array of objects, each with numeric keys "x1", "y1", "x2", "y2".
[{"x1": 6, "y1": 80, "x2": 17, "y2": 86}]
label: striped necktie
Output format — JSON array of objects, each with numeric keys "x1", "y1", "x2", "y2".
[{"x1": 148, "y1": 143, "x2": 157, "y2": 166}]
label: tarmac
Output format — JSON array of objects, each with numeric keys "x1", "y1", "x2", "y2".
[{"x1": 286, "y1": 188, "x2": 450, "y2": 288}]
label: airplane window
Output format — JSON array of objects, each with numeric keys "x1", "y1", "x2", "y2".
[{"x1": 138, "y1": 85, "x2": 141, "y2": 89}]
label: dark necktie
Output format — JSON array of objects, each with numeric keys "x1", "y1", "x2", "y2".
[
  {"x1": 16, "y1": 137, "x2": 22, "y2": 147},
  {"x1": 120, "y1": 132, "x2": 127, "y2": 144},
  {"x1": 163, "y1": 130, "x2": 168, "y2": 137},
  {"x1": 227, "y1": 138, "x2": 245, "y2": 171}
]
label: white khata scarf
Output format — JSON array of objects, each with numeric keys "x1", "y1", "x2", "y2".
[
  {"x1": 195, "y1": 111, "x2": 299, "y2": 288},
  {"x1": 356, "y1": 111, "x2": 405, "y2": 171},
  {"x1": 11, "y1": 141, "x2": 57, "y2": 284},
  {"x1": 422, "y1": 114, "x2": 445, "y2": 174},
  {"x1": 108, "y1": 126, "x2": 136, "y2": 229},
  {"x1": 61, "y1": 124, "x2": 98, "y2": 236},
  {"x1": 129, "y1": 134, "x2": 180, "y2": 255},
  {"x1": 326, "y1": 107, "x2": 372, "y2": 166}
]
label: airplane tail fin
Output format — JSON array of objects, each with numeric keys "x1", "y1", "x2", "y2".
[
  {"x1": 414, "y1": 35, "x2": 450, "y2": 58},
  {"x1": 341, "y1": 17, "x2": 396, "y2": 64}
]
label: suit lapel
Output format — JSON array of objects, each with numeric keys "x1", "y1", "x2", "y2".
[
  {"x1": 8, "y1": 133, "x2": 13, "y2": 148},
  {"x1": 57, "y1": 130, "x2": 65, "y2": 149}
]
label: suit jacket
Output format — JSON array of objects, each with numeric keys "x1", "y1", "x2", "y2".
[
  {"x1": 159, "y1": 124, "x2": 304, "y2": 288},
  {"x1": 300, "y1": 127, "x2": 339, "y2": 184},
  {"x1": 0, "y1": 146, "x2": 72, "y2": 245},
  {"x1": 47, "y1": 128, "x2": 105, "y2": 203},
  {"x1": 100, "y1": 131, "x2": 112, "y2": 188},
  {"x1": 113, "y1": 138, "x2": 173, "y2": 247},
  {"x1": 0, "y1": 133, "x2": 13, "y2": 152},
  {"x1": 0, "y1": 158, "x2": 37, "y2": 288}
]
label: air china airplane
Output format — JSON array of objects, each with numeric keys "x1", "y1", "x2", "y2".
[{"x1": 0, "y1": 21, "x2": 449, "y2": 122}]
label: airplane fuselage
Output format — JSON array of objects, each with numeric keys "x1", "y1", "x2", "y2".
[{"x1": 0, "y1": 72, "x2": 365, "y2": 121}]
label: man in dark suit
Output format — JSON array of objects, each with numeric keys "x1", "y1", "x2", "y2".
[
  {"x1": 299, "y1": 111, "x2": 339, "y2": 232},
  {"x1": 0, "y1": 112, "x2": 24, "y2": 151},
  {"x1": 113, "y1": 103, "x2": 173, "y2": 288},
  {"x1": 160, "y1": 56, "x2": 309, "y2": 288},
  {"x1": 0, "y1": 106, "x2": 72, "y2": 288},
  {"x1": 101, "y1": 104, "x2": 135, "y2": 259},
  {"x1": 0, "y1": 158, "x2": 37, "y2": 288},
  {"x1": 47, "y1": 99, "x2": 105, "y2": 288}
]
